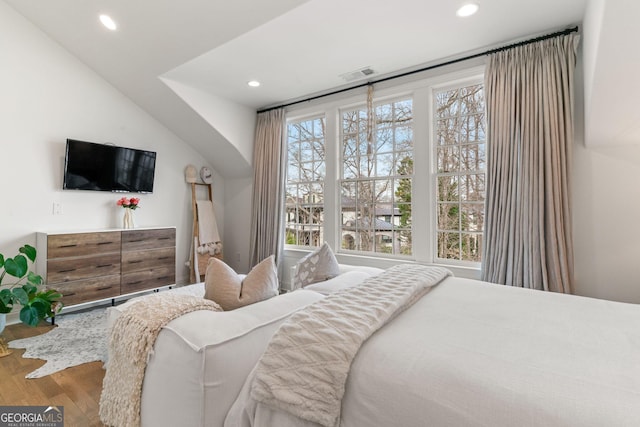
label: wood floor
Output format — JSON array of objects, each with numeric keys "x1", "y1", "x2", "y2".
[{"x1": 0, "y1": 321, "x2": 106, "y2": 427}]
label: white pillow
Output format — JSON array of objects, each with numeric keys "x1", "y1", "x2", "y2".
[
  {"x1": 293, "y1": 242, "x2": 340, "y2": 288},
  {"x1": 204, "y1": 256, "x2": 279, "y2": 310}
]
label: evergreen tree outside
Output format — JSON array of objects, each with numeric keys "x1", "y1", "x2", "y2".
[{"x1": 395, "y1": 156, "x2": 413, "y2": 255}]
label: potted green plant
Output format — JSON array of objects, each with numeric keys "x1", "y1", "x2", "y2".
[{"x1": 0, "y1": 244, "x2": 63, "y2": 327}]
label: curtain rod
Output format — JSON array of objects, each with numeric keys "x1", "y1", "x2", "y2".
[{"x1": 257, "y1": 26, "x2": 579, "y2": 114}]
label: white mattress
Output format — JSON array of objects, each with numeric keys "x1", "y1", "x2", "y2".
[{"x1": 227, "y1": 276, "x2": 640, "y2": 427}]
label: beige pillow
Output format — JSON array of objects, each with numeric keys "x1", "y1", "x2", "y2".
[
  {"x1": 204, "y1": 256, "x2": 279, "y2": 310},
  {"x1": 293, "y1": 242, "x2": 340, "y2": 288}
]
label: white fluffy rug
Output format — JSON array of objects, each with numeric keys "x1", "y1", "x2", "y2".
[{"x1": 9, "y1": 308, "x2": 108, "y2": 378}]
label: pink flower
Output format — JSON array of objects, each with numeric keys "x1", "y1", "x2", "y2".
[{"x1": 116, "y1": 197, "x2": 141, "y2": 210}]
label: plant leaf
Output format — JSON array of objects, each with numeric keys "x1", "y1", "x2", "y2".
[
  {"x1": 0, "y1": 289, "x2": 13, "y2": 305},
  {"x1": 0, "y1": 291, "x2": 12, "y2": 313},
  {"x1": 30, "y1": 299, "x2": 50, "y2": 316},
  {"x1": 27, "y1": 271, "x2": 43, "y2": 286},
  {"x1": 4, "y1": 255, "x2": 27, "y2": 278},
  {"x1": 19, "y1": 245, "x2": 37, "y2": 263},
  {"x1": 19, "y1": 305, "x2": 40, "y2": 327},
  {"x1": 21, "y1": 284, "x2": 37, "y2": 298},
  {"x1": 38, "y1": 289, "x2": 62, "y2": 301},
  {"x1": 0, "y1": 254, "x2": 4, "y2": 268},
  {"x1": 12, "y1": 287, "x2": 29, "y2": 305}
]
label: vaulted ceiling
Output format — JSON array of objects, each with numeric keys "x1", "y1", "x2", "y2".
[{"x1": 4, "y1": 0, "x2": 633, "y2": 178}]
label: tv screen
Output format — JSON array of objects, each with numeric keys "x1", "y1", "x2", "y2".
[{"x1": 63, "y1": 139, "x2": 156, "y2": 193}]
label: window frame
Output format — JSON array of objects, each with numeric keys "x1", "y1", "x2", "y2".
[
  {"x1": 429, "y1": 76, "x2": 486, "y2": 268},
  {"x1": 283, "y1": 65, "x2": 486, "y2": 272},
  {"x1": 284, "y1": 114, "x2": 328, "y2": 250},
  {"x1": 338, "y1": 95, "x2": 415, "y2": 257}
]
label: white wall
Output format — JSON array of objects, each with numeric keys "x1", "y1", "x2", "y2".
[
  {"x1": 160, "y1": 77, "x2": 257, "y2": 169},
  {"x1": 573, "y1": 144, "x2": 640, "y2": 303},
  {"x1": 570, "y1": 43, "x2": 640, "y2": 305},
  {"x1": 223, "y1": 178, "x2": 253, "y2": 274},
  {"x1": 581, "y1": 0, "x2": 605, "y2": 125},
  {"x1": 0, "y1": 2, "x2": 221, "y2": 289}
]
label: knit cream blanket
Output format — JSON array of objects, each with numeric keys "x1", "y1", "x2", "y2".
[
  {"x1": 250, "y1": 264, "x2": 452, "y2": 427},
  {"x1": 99, "y1": 293, "x2": 222, "y2": 427}
]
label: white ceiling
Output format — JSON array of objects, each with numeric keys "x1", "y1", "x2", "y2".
[
  {"x1": 165, "y1": 0, "x2": 587, "y2": 109},
  {"x1": 5, "y1": 0, "x2": 633, "y2": 178}
]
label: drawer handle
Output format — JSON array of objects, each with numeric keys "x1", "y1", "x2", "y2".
[
  {"x1": 158, "y1": 256, "x2": 172, "y2": 260},
  {"x1": 128, "y1": 260, "x2": 143, "y2": 264},
  {"x1": 128, "y1": 280, "x2": 142, "y2": 285},
  {"x1": 59, "y1": 244, "x2": 77, "y2": 248},
  {"x1": 97, "y1": 241, "x2": 114, "y2": 246},
  {"x1": 158, "y1": 237, "x2": 171, "y2": 240},
  {"x1": 64, "y1": 292, "x2": 76, "y2": 297},
  {"x1": 59, "y1": 268, "x2": 76, "y2": 273},
  {"x1": 97, "y1": 286, "x2": 112, "y2": 291},
  {"x1": 157, "y1": 276, "x2": 170, "y2": 281},
  {"x1": 129, "y1": 239, "x2": 144, "y2": 243},
  {"x1": 97, "y1": 264, "x2": 113, "y2": 268}
]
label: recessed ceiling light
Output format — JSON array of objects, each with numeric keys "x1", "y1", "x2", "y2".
[
  {"x1": 99, "y1": 14, "x2": 117, "y2": 31},
  {"x1": 456, "y1": 3, "x2": 479, "y2": 17},
  {"x1": 247, "y1": 80, "x2": 261, "y2": 88}
]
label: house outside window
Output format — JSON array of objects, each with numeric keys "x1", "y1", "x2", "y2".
[{"x1": 285, "y1": 116, "x2": 326, "y2": 247}]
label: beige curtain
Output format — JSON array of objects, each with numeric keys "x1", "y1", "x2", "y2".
[
  {"x1": 249, "y1": 108, "x2": 286, "y2": 268},
  {"x1": 481, "y1": 33, "x2": 579, "y2": 293}
]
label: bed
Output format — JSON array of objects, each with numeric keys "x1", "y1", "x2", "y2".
[{"x1": 106, "y1": 265, "x2": 640, "y2": 427}]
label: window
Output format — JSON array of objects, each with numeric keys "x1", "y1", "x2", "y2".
[
  {"x1": 285, "y1": 117, "x2": 326, "y2": 247},
  {"x1": 340, "y1": 98, "x2": 413, "y2": 255},
  {"x1": 434, "y1": 84, "x2": 486, "y2": 262},
  {"x1": 283, "y1": 68, "x2": 486, "y2": 269}
]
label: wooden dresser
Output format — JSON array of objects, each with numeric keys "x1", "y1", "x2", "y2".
[
  {"x1": 121, "y1": 228, "x2": 176, "y2": 295},
  {"x1": 36, "y1": 227, "x2": 176, "y2": 307}
]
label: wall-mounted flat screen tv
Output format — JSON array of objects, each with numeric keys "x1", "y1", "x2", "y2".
[{"x1": 63, "y1": 139, "x2": 156, "y2": 193}]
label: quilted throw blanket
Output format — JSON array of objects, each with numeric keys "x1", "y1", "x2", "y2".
[
  {"x1": 250, "y1": 264, "x2": 452, "y2": 427},
  {"x1": 99, "y1": 293, "x2": 222, "y2": 427}
]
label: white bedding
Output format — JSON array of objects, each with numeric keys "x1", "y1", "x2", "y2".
[
  {"x1": 226, "y1": 275, "x2": 640, "y2": 427},
  {"x1": 250, "y1": 265, "x2": 450, "y2": 426},
  {"x1": 106, "y1": 265, "x2": 379, "y2": 426}
]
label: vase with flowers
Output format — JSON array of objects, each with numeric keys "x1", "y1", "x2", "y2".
[{"x1": 117, "y1": 197, "x2": 140, "y2": 229}]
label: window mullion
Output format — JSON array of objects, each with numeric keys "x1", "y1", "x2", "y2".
[{"x1": 323, "y1": 108, "x2": 339, "y2": 251}]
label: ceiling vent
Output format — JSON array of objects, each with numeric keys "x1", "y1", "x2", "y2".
[{"x1": 340, "y1": 67, "x2": 376, "y2": 82}]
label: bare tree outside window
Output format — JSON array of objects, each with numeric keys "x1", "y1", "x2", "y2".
[
  {"x1": 435, "y1": 84, "x2": 486, "y2": 262},
  {"x1": 285, "y1": 117, "x2": 326, "y2": 247},
  {"x1": 340, "y1": 98, "x2": 413, "y2": 256}
]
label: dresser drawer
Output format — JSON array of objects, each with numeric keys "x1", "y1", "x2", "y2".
[
  {"x1": 47, "y1": 253, "x2": 121, "y2": 284},
  {"x1": 121, "y1": 267, "x2": 175, "y2": 294},
  {"x1": 121, "y1": 247, "x2": 175, "y2": 273},
  {"x1": 122, "y1": 228, "x2": 175, "y2": 251},
  {"x1": 47, "y1": 232, "x2": 121, "y2": 259},
  {"x1": 54, "y1": 275, "x2": 121, "y2": 306}
]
